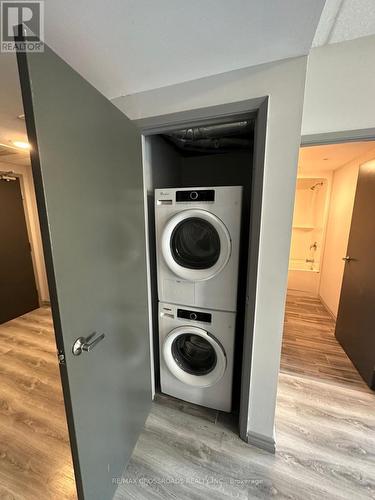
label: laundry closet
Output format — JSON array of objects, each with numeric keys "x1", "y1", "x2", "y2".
[{"x1": 142, "y1": 116, "x2": 256, "y2": 424}]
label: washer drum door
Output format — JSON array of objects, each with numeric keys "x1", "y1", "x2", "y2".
[
  {"x1": 161, "y1": 209, "x2": 231, "y2": 281},
  {"x1": 162, "y1": 326, "x2": 227, "y2": 388}
]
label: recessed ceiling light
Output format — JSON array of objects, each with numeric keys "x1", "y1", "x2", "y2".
[{"x1": 12, "y1": 140, "x2": 31, "y2": 150}]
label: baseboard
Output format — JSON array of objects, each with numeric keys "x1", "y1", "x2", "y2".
[
  {"x1": 318, "y1": 295, "x2": 336, "y2": 321},
  {"x1": 247, "y1": 431, "x2": 276, "y2": 454}
]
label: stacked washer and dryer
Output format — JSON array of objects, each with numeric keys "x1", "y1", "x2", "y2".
[{"x1": 155, "y1": 186, "x2": 242, "y2": 412}]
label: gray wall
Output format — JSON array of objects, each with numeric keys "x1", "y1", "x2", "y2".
[
  {"x1": 302, "y1": 34, "x2": 375, "y2": 137},
  {"x1": 114, "y1": 56, "x2": 307, "y2": 448}
]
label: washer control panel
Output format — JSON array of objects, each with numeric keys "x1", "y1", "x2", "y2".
[
  {"x1": 176, "y1": 190, "x2": 215, "y2": 202},
  {"x1": 177, "y1": 308, "x2": 212, "y2": 323}
]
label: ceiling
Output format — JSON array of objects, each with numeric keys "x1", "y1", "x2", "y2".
[
  {"x1": 0, "y1": 0, "x2": 325, "y2": 150},
  {"x1": 0, "y1": 147, "x2": 30, "y2": 168},
  {"x1": 1, "y1": 0, "x2": 375, "y2": 152},
  {"x1": 38, "y1": 0, "x2": 324, "y2": 99},
  {"x1": 313, "y1": 0, "x2": 375, "y2": 46},
  {"x1": 298, "y1": 141, "x2": 375, "y2": 172}
]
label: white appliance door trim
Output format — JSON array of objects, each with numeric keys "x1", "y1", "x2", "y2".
[
  {"x1": 162, "y1": 325, "x2": 227, "y2": 388},
  {"x1": 161, "y1": 209, "x2": 231, "y2": 281}
]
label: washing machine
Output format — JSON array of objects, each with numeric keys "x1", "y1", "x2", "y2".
[
  {"x1": 155, "y1": 186, "x2": 242, "y2": 312},
  {"x1": 159, "y1": 302, "x2": 235, "y2": 412}
]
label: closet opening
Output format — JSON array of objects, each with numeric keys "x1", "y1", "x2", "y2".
[{"x1": 141, "y1": 110, "x2": 261, "y2": 437}]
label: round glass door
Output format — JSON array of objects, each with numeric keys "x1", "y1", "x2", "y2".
[
  {"x1": 163, "y1": 326, "x2": 227, "y2": 388},
  {"x1": 161, "y1": 209, "x2": 231, "y2": 281},
  {"x1": 171, "y1": 217, "x2": 221, "y2": 270},
  {"x1": 171, "y1": 333, "x2": 217, "y2": 375}
]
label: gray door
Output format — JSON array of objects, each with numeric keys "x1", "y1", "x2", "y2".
[
  {"x1": 335, "y1": 161, "x2": 375, "y2": 390},
  {"x1": 0, "y1": 176, "x2": 39, "y2": 323},
  {"x1": 17, "y1": 41, "x2": 152, "y2": 499}
]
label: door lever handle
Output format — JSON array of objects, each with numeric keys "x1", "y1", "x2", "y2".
[
  {"x1": 72, "y1": 332, "x2": 105, "y2": 356},
  {"x1": 342, "y1": 256, "x2": 353, "y2": 262}
]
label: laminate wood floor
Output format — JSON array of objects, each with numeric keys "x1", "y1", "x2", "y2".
[
  {"x1": 115, "y1": 377, "x2": 375, "y2": 500},
  {"x1": 281, "y1": 290, "x2": 370, "y2": 392},
  {"x1": 115, "y1": 291, "x2": 375, "y2": 500},
  {"x1": 0, "y1": 307, "x2": 76, "y2": 500},
  {"x1": 2, "y1": 299, "x2": 374, "y2": 500}
]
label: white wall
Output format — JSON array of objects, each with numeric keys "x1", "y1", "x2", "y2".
[
  {"x1": 0, "y1": 161, "x2": 49, "y2": 303},
  {"x1": 113, "y1": 56, "x2": 308, "y2": 447},
  {"x1": 319, "y1": 146, "x2": 375, "y2": 317},
  {"x1": 302, "y1": 35, "x2": 375, "y2": 136},
  {"x1": 319, "y1": 163, "x2": 358, "y2": 316}
]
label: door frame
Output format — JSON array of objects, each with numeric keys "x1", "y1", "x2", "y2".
[
  {"x1": 301, "y1": 128, "x2": 375, "y2": 147},
  {"x1": 298, "y1": 129, "x2": 375, "y2": 311},
  {"x1": 136, "y1": 96, "x2": 268, "y2": 442},
  {"x1": 275, "y1": 126, "x2": 375, "y2": 443},
  {"x1": 296, "y1": 130, "x2": 375, "y2": 308}
]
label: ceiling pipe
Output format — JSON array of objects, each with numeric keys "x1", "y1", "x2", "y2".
[{"x1": 163, "y1": 120, "x2": 254, "y2": 153}]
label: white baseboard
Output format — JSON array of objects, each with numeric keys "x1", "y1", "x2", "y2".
[
  {"x1": 318, "y1": 295, "x2": 337, "y2": 321},
  {"x1": 247, "y1": 431, "x2": 276, "y2": 454}
]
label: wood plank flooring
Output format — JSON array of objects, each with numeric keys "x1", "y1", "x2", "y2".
[
  {"x1": 115, "y1": 291, "x2": 375, "y2": 499},
  {"x1": 0, "y1": 307, "x2": 76, "y2": 500},
  {"x1": 1, "y1": 295, "x2": 374, "y2": 500},
  {"x1": 282, "y1": 290, "x2": 370, "y2": 392},
  {"x1": 115, "y1": 377, "x2": 375, "y2": 499}
]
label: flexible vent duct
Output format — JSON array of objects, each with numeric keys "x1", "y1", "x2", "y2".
[{"x1": 163, "y1": 120, "x2": 253, "y2": 153}]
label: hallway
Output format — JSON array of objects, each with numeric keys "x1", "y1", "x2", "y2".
[{"x1": 281, "y1": 290, "x2": 370, "y2": 392}]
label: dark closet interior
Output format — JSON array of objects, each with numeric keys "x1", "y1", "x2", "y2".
[{"x1": 144, "y1": 116, "x2": 256, "y2": 425}]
